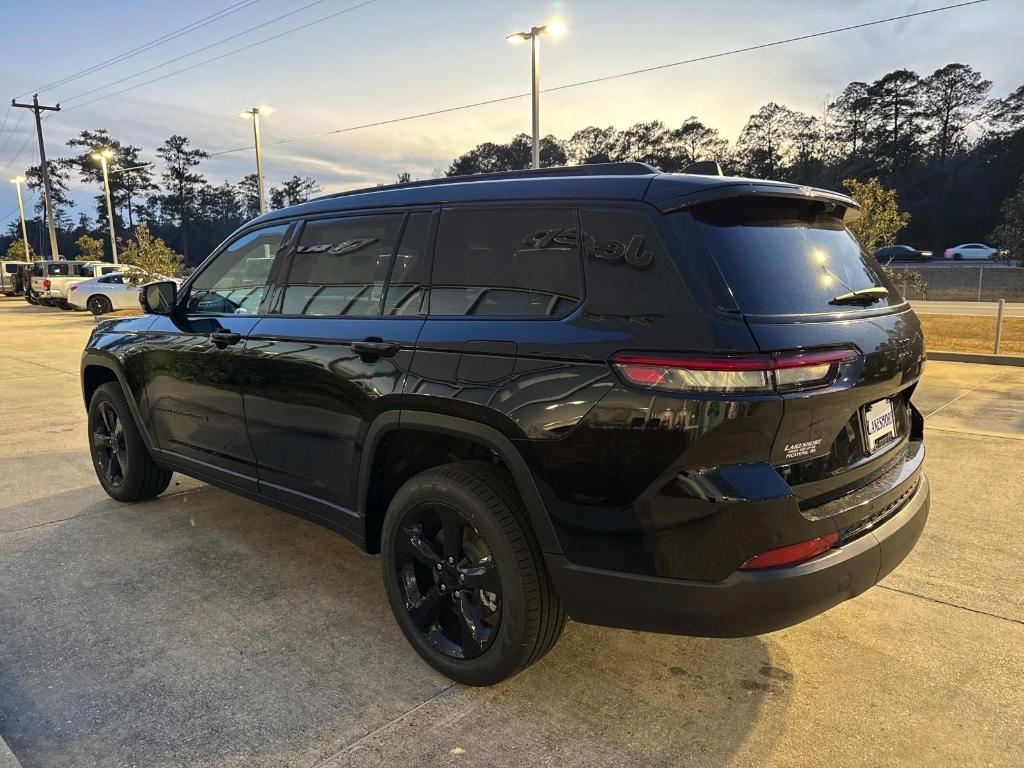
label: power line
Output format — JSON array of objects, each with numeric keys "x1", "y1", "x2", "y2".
[
  {"x1": 21, "y1": 0, "x2": 264, "y2": 97},
  {"x1": 61, "y1": 0, "x2": 355, "y2": 107},
  {"x1": 207, "y1": 0, "x2": 995, "y2": 159},
  {"x1": 0, "y1": 111, "x2": 26, "y2": 160},
  {"x1": 0, "y1": 129, "x2": 36, "y2": 181},
  {"x1": 0, "y1": 105, "x2": 12, "y2": 147}
]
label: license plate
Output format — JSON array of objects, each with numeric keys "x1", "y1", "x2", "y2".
[{"x1": 863, "y1": 399, "x2": 897, "y2": 453}]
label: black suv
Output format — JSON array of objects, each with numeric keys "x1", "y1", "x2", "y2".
[{"x1": 81, "y1": 163, "x2": 929, "y2": 685}]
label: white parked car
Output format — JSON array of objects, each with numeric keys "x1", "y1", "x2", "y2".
[
  {"x1": 69, "y1": 271, "x2": 181, "y2": 314},
  {"x1": 943, "y1": 243, "x2": 997, "y2": 260}
]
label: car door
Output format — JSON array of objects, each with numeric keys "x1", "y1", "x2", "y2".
[
  {"x1": 141, "y1": 223, "x2": 292, "y2": 490},
  {"x1": 240, "y1": 209, "x2": 433, "y2": 528}
]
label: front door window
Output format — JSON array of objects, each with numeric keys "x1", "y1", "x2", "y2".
[{"x1": 186, "y1": 225, "x2": 289, "y2": 315}]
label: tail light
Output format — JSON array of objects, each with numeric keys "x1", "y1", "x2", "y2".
[
  {"x1": 43, "y1": 279, "x2": 51, "y2": 290},
  {"x1": 611, "y1": 349, "x2": 858, "y2": 394},
  {"x1": 69, "y1": 285, "x2": 78, "y2": 292},
  {"x1": 739, "y1": 532, "x2": 839, "y2": 570}
]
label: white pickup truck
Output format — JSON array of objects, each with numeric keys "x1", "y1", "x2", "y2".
[{"x1": 28, "y1": 260, "x2": 120, "y2": 308}]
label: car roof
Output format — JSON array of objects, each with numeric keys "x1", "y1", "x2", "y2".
[{"x1": 248, "y1": 163, "x2": 859, "y2": 225}]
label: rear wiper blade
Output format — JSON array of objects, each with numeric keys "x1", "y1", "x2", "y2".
[{"x1": 829, "y1": 287, "x2": 889, "y2": 306}]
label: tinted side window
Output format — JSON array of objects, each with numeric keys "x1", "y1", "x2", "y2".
[
  {"x1": 383, "y1": 212, "x2": 432, "y2": 316},
  {"x1": 281, "y1": 215, "x2": 402, "y2": 316},
  {"x1": 430, "y1": 207, "x2": 581, "y2": 317},
  {"x1": 187, "y1": 225, "x2": 289, "y2": 314}
]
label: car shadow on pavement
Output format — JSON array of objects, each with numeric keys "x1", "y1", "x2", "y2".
[{"x1": 0, "y1": 485, "x2": 790, "y2": 767}]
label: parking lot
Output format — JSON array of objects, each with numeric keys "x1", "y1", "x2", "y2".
[{"x1": 1, "y1": 297, "x2": 1022, "y2": 768}]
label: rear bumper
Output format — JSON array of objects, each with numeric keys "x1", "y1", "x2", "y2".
[{"x1": 546, "y1": 473, "x2": 929, "y2": 637}]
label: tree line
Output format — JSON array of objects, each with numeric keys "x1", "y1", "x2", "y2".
[
  {"x1": 3, "y1": 129, "x2": 320, "y2": 265},
  {"x1": 3, "y1": 60, "x2": 1023, "y2": 265},
  {"x1": 446, "y1": 62, "x2": 1024, "y2": 256}
]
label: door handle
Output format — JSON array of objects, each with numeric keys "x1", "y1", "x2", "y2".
[
  {"x1": 209, "y1": 331, "x2": 242, "y2": 348},
  {"x1": 351, "y1": 338, "x2": 400, "y2": 360}
]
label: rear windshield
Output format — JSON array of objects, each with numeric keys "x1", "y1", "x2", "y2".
[
  {"x1": 45, "y1": 263, "x2": 72, "y2": 276},
  {"x1": 678, "y1": 198, "x2": 900, "y2": 315}
]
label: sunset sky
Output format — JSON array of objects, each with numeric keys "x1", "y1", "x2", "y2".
[{"x1": 1, "y1": 0, "x2": 1022, "y2": 219}]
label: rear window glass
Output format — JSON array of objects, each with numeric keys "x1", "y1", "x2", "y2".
[
  {"x1": 46, "y1": 263, "x2": 72, "y2": 276},
  {"x1": 281, "y1": 214, "x2": 402, "y2": 316},
  {"x1": 679, "y1": 198, "x2": 900, "y2": 315},
  {"x1": 430, "y1": 207, "x2": 581, "y2": 317}
]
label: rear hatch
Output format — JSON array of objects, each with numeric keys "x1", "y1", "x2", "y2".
[{"x1": 668, "y1": 194, "x2": 925, "y2": 508}]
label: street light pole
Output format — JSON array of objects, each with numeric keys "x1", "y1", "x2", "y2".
[
  {"x1": 93, "y1": 149, "x2": 118, "y2": 264},
  {"x1": 9, "y1": 176, "x2": 31, "y2": 259},
  {"x1": 531, "y1": 30, "x2": 541, "y2": 169},
  {"x1": 507, "y1": 21, "x2": 565, "y2": 170},
  {"x1": 240, "y1": 106, "x2": 273, "y2": 215}
]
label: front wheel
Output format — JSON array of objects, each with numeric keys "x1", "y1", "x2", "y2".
[
  {"x1": 381, "y1": 462, "x2": 566, "y2": 685},
  {"x1": 88, "y1": 382, "x2": 172, "y2": 502}
]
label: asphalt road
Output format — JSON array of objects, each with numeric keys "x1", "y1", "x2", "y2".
[
  {"x1": 910, "y1": 299, "x2": 1024, "y2": 317},
  {"x1": 1, "y1": 298, "x2": 1022, "y2": 768}
]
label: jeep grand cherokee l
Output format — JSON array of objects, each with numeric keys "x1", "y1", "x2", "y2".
[{"x1": 81, "y1": 163, "x2": 929, "y2": 685}]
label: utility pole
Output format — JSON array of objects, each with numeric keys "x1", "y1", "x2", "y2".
[{"x1": 11, "y1": 94, "x2": 61, "y2": 260}]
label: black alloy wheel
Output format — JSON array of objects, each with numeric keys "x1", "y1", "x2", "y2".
[
  {"x1": 88, "y1": 382, "x2": 172, "y2": 502},
  {"x1": 381, "y1": 462, "x2": 566, "y2": 685},
  {"x1": 88, "y1": 294, "x2": 113, "y2": 315},
  {"x1": 92, "y1": 400, "x2": 128, "y2": 488},
  {"x1": 393, "y1": 502, "x2": 502, "y2": 660}
]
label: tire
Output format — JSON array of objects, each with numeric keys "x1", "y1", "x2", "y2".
[
  {"x1": 953, "y1": 253, "x2": 962, "y2": 260},
  {"x1": 88, "y1": 294, "x2": 113, "y2": 315},
  {"x1": 88, "y1": 382, "x2": 173, "y2": 502},
  {"x1": 25, "y1": 294, "x2": 38, "y2": 305},
  {"x1": 57, "y1": 300, "x2": 73, "y2": 311},
  {"x1": 381, "y1": 461, "x2": 566, "y2": 686}
]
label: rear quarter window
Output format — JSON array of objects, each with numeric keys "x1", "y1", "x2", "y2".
[{"x1": 430, "y1": 207, "x2": 581, "y2": 317}]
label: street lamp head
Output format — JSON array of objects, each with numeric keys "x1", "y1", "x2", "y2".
[
  {"x1": 506, "y1": 32, "x2": 530, "y2": 44},
  {"x1": 545, "y1": 20, "x2": 567, "y2": 37},
  {"x1": 92, "y1": 148, "x2": 115, "y2": 162},
  {"x1": 241, "y1": 105, "x2": 274, "y2": 118},
  {"x1": 10, "y1": 175, "x2": 26, "y2": 184}
]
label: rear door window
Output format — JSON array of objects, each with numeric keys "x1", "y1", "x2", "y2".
[
  {"x1": 430, "y1": 207, "x2": 581, "y2": 317},
  {"x1": 280, "y1": 214, "x2": 403, "y2": 316},
  {"x1": 674, "y1": 197, "x2": 900, "y2": 316}
]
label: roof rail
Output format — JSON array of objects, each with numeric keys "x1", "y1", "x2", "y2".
[{"x1": 318, "y1": 162, "x2": 660, "y2": 201}]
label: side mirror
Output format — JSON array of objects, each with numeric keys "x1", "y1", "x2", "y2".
[{"x1": 140, "y1": 280, "x2": 178, "y2": 315}]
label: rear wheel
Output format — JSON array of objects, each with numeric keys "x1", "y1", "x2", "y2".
[
  {"x1": 381, "y1": 461, "x2": 566, "y2": 685},
  {"x1": 88, "y1": 294, "x2": 113, "y2": 315},
  {"x1": 57, "y1": 300, "x2": 73, "y2": 311},
  {"x1": 88, "y1": 382, "x2": 172, "y2": 502}
]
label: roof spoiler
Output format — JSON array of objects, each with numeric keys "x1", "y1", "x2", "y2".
[{"x1": 655, "y1": 182, "x2": 862, "y2": 223}]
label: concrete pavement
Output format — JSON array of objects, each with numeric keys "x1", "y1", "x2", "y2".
[{"x1": 1, "y1": 298, "x2": 1022, "y2": 768}]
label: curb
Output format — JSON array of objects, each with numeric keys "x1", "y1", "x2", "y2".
[
  {"x1": 928, "y1": 351, "x2": 1024, "y2": 366},
  {"x1": 0, "y1": 735, "x2": 21, "y2": 768}
]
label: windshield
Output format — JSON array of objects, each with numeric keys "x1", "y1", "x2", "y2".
[{"x1": 678, "y1": 197, "x2": 900, "y2": 315}]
